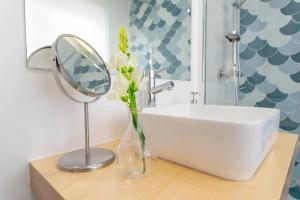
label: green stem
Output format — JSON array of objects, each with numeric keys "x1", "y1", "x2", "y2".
[
  {"x1": 128, "y1": 82, "x2": 146, "y2": 174},
  {"x1": 118, "y1": 28, "x2": 146, "y2": 174}
]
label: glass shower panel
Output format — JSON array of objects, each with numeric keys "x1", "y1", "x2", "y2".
[
  {"x1": 205, "y1": 0, "x2": 300, "y2": 135},
  {"x1": 205, "y1": 0, "x2": 300, "y2": 199},
  {"x1": 205, "y1": 0, "x2": 238, "y2": 105}
]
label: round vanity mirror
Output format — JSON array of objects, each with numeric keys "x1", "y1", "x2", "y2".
[
  {"x1": 54, "y1": 34, "x2": 111, "y2": 101},
  {"x1": 52, "y1": 34, "x2": 115, "y2": 172}
]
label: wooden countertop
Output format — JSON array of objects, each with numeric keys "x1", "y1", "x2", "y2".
[{"x1": 30, "y1": 133, "x2": 298, "y2": 200}]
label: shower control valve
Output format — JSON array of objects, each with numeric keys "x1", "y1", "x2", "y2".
[{"x1": 218, "y1": 68, "x2": 243, "y2": 79}]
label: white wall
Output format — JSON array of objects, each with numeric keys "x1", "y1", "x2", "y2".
[
  {"x1": 0, "y1": 0, "x2": 128, "y2": 199},
  {"x1": 191, "y1": 0, "x2": 205, "y2": 103}
]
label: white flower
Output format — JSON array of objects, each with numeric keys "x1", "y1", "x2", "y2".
[
  {"x1": 127, "y1": 56, "x2": 138, "y2": 69},
  {"x1": 107, "y1": 53, "x2": 128, "y2": 72},
  {"x1": 108, "y1": 75, "x2": 129, "y2": 100},
  {"x1": 108, "y1": 51, "x2": 149, "y2": 101}
]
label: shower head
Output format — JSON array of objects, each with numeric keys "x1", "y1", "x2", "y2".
[{"x1": 232, "y1": 0, "x2": 247, "y2": 8}]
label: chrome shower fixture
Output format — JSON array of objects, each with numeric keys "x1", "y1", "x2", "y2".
[
  {"x1": 225, "y1": 30, "x2": 241, "y2": 43},
  {"x1": 221, "y1": 0, "x2": 247, "y2": 106},
  {"x1": 232, "y1": 0, "x2": 247, "y2": 8}
]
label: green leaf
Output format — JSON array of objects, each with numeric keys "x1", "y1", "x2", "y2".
[
  {"x1": 128, "y1": 66, "x2": 134, "y2": 74},
  {"x1": 120, "y1": 95, "x2": 128, "y2": 103},
  {"x1": 120, "y1": 66, "x2": 127, "y2": 74}
]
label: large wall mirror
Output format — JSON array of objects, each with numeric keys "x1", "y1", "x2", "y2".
[{"x1": 25, "y1": 0, "x2": 192, "y2": 81}]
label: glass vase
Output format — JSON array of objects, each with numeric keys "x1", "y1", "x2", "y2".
[{"x1": 116, "y1": 108, "x2": 156, "y2": 179}]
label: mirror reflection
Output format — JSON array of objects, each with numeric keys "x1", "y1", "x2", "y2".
[{"x1": 54, "y1": 35, "x2": 111, "y2": 97}]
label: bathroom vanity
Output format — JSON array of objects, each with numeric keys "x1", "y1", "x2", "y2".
[{"x1": 30, "y1": 133, "x2": 297, "y2": 200}]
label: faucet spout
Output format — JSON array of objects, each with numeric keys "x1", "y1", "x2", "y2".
[
  {"x1": 144, "y1": 68, "x2": 175, "y2": 107},
  {"x1": 151, "y1": 81, "x2": 174, "y2": 95}
]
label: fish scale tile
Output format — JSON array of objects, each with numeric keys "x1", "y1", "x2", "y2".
[
  {"x1": 292, "y1": 31, "x2": 300, "y2": 43},
  {"x1": 270, "y1": 0, "x2": 291, "y2": 9},
  {"x1": 281, "y1": 0, "x2": 300, "y2": 16},
  {"x1": 279, "y1": 39, "x2": 300, "y2": 55},
  {"x1": 291, "y1": 71, "x2": 300, "y2": 83},
  {"x1": 247, "y1": 54, "x2": 267, "y2": 67},
  {"x1": 240, "y1": 1, "x2": 300, "y2": 197},
  {"x1": 290, "y1": 110, "x2": 300, "y2": 123},
  {"x1": 256, "y1": 97, "x2": 276, "y2": 108},
  {"x1": 256, "y1": 79, "x2": 277, "y2": 93},
  {"x1": 249, "y1": 18, "x2": 267, "y2": 32},
  {"x1": 280, "y1": 20, "x2": 300, "y2": 35},
  {"x1": 276, "y1": 99, "x2": 299, "y2": 113},
  {"x1": 279, "y1": 58, "x2": 300, "y2": 74},
  {"x1": 129, "y1": 0, "x2": 191, "y2": 80}
]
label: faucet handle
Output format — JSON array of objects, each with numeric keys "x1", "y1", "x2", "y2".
[
  {"x1": 191, "y1": 91, "x2": 200, "y2": 104},
  {"x1": 143, "y1": 67, "x2": 167, "y2": 83},
  {"x1": 153, "y1": 67, "x2": 167, "y2": 74}
]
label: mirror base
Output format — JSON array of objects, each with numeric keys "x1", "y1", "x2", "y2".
[{"x1": 57, "y1": 148, "x2": 115, "y2": 172}]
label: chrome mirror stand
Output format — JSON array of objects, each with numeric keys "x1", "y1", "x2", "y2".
[{"x1": 57, "y1": 102, "x2": 115, "y2": 172}]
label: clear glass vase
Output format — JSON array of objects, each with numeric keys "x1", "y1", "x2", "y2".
[{"x1": 116, "y1": 108, "x2": 156, "y2": 179}]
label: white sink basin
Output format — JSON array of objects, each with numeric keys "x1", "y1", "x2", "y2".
[{"x1": 141, "y1": 104, "x2": 280, "y2": 181}]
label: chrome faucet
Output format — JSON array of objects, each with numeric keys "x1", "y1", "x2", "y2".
[{"x1": 144, "y1": 68, "x2": 174, "y2": 107}]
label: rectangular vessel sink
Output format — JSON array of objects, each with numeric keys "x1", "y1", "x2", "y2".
[{"x1": 141, "y1": 104, "x2": 280, "y2": 181}]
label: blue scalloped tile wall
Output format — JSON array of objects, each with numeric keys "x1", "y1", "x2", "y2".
[
  {"x1": 129, "y1": 0, "x2": 191, "y2": 80},
  {"x1": 239, "y1": 0, "x2": 300, "y2": 137},
  {"x1": 239, "y1": 1, "x2": 300, "y2": 199}
]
